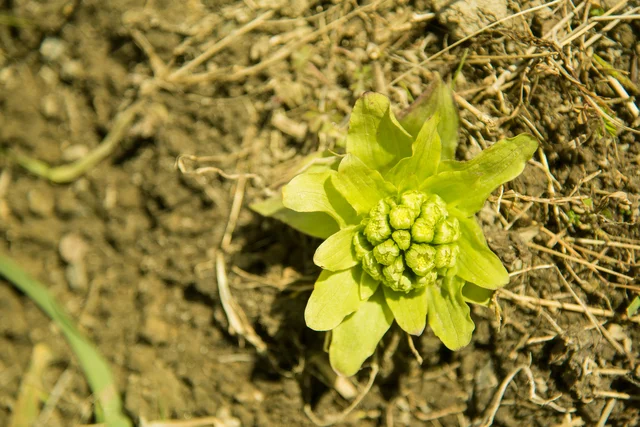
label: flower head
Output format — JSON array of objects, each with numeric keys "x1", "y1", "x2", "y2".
[{"x1": 253, "y1": 78, "x2": 538, "y2": 376}]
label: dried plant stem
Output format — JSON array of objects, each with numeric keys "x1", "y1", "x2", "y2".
[
  {"x1": 499, "y1": 289, "x2": 640, "y2": 324},
  {"x1": 596, "y1": 399, "x2": 617, "y2": 427},
  {"x1": 169, "y1": 10, "x2": 274, "y2": 80},
  {"x1": 304, "y1": 363, "x2": 379, "y2": 426},
  {"x1": 7, "y1": 101, "x2": 144, "y2": 183},
  {"x1": 215, "y1": 253, "x2": 267, "y2": 353},
  {"x1": 183, "y1": 0, "x2": 387, "y2": 85},
  {"x1": 527, "y1": 242, "x2": 634, "y2": 281}
]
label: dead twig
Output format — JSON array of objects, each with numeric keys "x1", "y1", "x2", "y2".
[
  {"x1": 498, "y1": 288, "x2": 640, "y2": 324},
  {"x1": 415, "y1": 404, "x2": 467, "y2": 422},
  {"x1": 215, "y1": 253, "x2": 267, "y2": 354},
  {"x1": 304, "y1": 363, "x2": 379, "y2": 426},
  {"x1": 7, "y1": 101, "x2": 144, "y2": 183},
  {"x1": 595, "y1": 399, "x2": 617, "y2": 427},
  {"x1": 527, "y1": 242, "x2": 634, "y2": 281},
  {"x1": 479, "y1": 361, "x2": 573, "y2": 427}
]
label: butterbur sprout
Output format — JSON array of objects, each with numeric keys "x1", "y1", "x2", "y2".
[{"x1": 252, "y1": 77, "x2": 538, "y2": 376}]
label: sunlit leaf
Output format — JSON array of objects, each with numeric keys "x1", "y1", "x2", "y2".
[
  {"x1": 250, "y1": 195, "x2": 339, "y2": 239},
  {"x1": 423, "y1": 134, "x2": 538, "y2": 215},
  {"x1": 627, "y1": 296, "x2": 640, "y2": 317},
  {"x1": 0, "y1": 255, "x2": 132, "y2": 427},
  {"x1": 332, "y1": 154, "x2": 397, "y2": 216},
  {"x1": 383, "y1": 286, "x2": 427, "y2": 335},
  {"x1": 462, "y1": 282, "x2": 494, "y2": 306},
  {"x1": 385, "y1": 114, "x2": 441, "y2": 192},
  {"x1": 305, "y1": 267, "x2": 362, "y2": 331},
  {"x1": 426, "y1": 276, "x2": 474, "y2": 350},
  {"x1": 360, "y1": 270, "x2": 380, "y2": 300},
  {"x1": 398, "y1": 76, "x2": 459, "y2": 161},
  {"x1": 346, "y1": 92, "x2": 413, "y2": 174},
  {"x1": 330, "y1": 287, "x2": 393, "y2": 376},
  {"x1": 314, "y1": 226, "x2": 359, "y2": 271},
  {"x1": 283, "y1": 170, "x2": 359, "y2": 228},
  {"x1": 455, "y1": 215, "x2": 510, "y2": 289}
]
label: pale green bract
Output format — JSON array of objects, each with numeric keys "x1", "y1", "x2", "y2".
[{"x1": 252, "y1": 78, "x2": 538, "y2": 376}]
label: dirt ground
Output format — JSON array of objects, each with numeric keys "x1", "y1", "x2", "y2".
[{"x1": 1, "y1": 0, "x2": 639, "y2": 426}]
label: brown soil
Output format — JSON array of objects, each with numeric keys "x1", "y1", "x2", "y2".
[{"x1": 1, "y1": 1, "x2": 639, "y2": 426}]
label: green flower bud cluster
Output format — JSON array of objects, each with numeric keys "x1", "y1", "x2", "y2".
[{"x1": 353, "y1": 191, "x2": 460, "y2": 293}]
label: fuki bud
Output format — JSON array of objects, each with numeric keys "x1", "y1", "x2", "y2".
[
  {"x1": 411, "y1": 217, "x2": 436, "y2": 243},
  {"x1": 364, "y1": 215, "x2": 392, "y2": 245},
  {"x1": 382, "y1": 256, "x2": 405, "y2": 287},
  {"x1": 373, "y1": 239, "x2": 400, "y2": 266},
  {"x1": 432, "y1": 217, "x2": 460, "y2": 244},
  {"x1": 352, "y1": 231, "x2": 373, "y2": 261},
  {"x1": 362, "y1": 251, "x2": 383, "y2": 281},
  {"x1": 392, "y1": 230, "x2": 411, "y2": 251},
  {"x1": 415, "y1": 270, "x2": 438, "y2": 288},
  {"x1": 389, "y1": 205, "x2": 416, "y2": 230},
  {"x1": 420, "y1": 195, "x2": 447, "y2": 221},
  {"x1": 435, "y1": 244, "x2": 459, "y2": 269},
  {"x1": 369, "y1": 198, "x2": 392, "y2": 217},
  {"x1": 405, "y1": 243, "x2": 436, "y2": 276},
  {"x1": 400, "y1": 191, "x2": 426, "y2": 213}
]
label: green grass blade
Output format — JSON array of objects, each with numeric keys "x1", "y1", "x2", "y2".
[{"x1": 0, "y1": 255, "x2": 132, "y2": 427}]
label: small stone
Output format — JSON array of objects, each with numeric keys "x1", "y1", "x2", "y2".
[
  {"x1": 234, "y1": 384, "x2": 265, "y2": 403},
  {"x1": 430, "y1": 0, "x2": 517, "y2": 41},
  {"x1": 65, "y1": 264, "x2": 88, "y2": 291},
  {"x1": 28, "y1": 188, "x2": 55, "y2": 217},
  {"x1": 61, "y1": 60, "x2": 84, "y2": 80},
  {"x1": 41, "y1": 94, "x2": 61, "y2": 119},
  {"x1": 140, "y1": 315, "x2": 170, "y2": 345},
  {"x1": 40, "y1": 37, "x2": 67, "y2": 62},
  {"x1": 58, "y1": 233, "x2": 88, "y2": 264}
]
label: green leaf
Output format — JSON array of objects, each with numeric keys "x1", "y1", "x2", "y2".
[
  {"x1": 398, "y1": 76, "x2": 459, "y2": 161},
  {"x1": 333, "y1": 154, "x2": 397, "y2": 216},
  {"x1": 314, "y1": 226, "x2": 359, "y2": 271},
  {"x1": 346, "y1": 92, "x2": 413, "y2": 174},
  {"x1": 360, "y1": 270, "x2": 380, "y2": 300},
  {"x1": 423, "y1": 134, "x2": 538, "y2": 215},
  {"x1": 330, "y1": 287, "x2": 393, "y2": 376},
  {"x1": 283, "y1": 170, "x2": 359, "y2": 227},
  {"x1": 455, "y1": 215, "x2": 510, "y2": 289},
  {"x1": 426, "y1": 276, "x2": 474, "y2": 350},
  {"x1": 385, "y1": 114, "x2": 441, "y2": 191},
  {"x1": 0, "y1": 255, "x2": 132, "y2": 427},
  {"x1": 251, "y1": 195, "x2": 339, "y2": 239},
  {"x1": 305, "y1": 267, "x2": 362, "y2": 331},
  {"x1": 462, "y1": 282, "x2": 494, "y2": 306},
  {"x1": 627, "y1": 296, "x2": 640, "y2": 317},
  {"x1": 383, "y1": 286, "x2": 428, "y2": 335}
]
